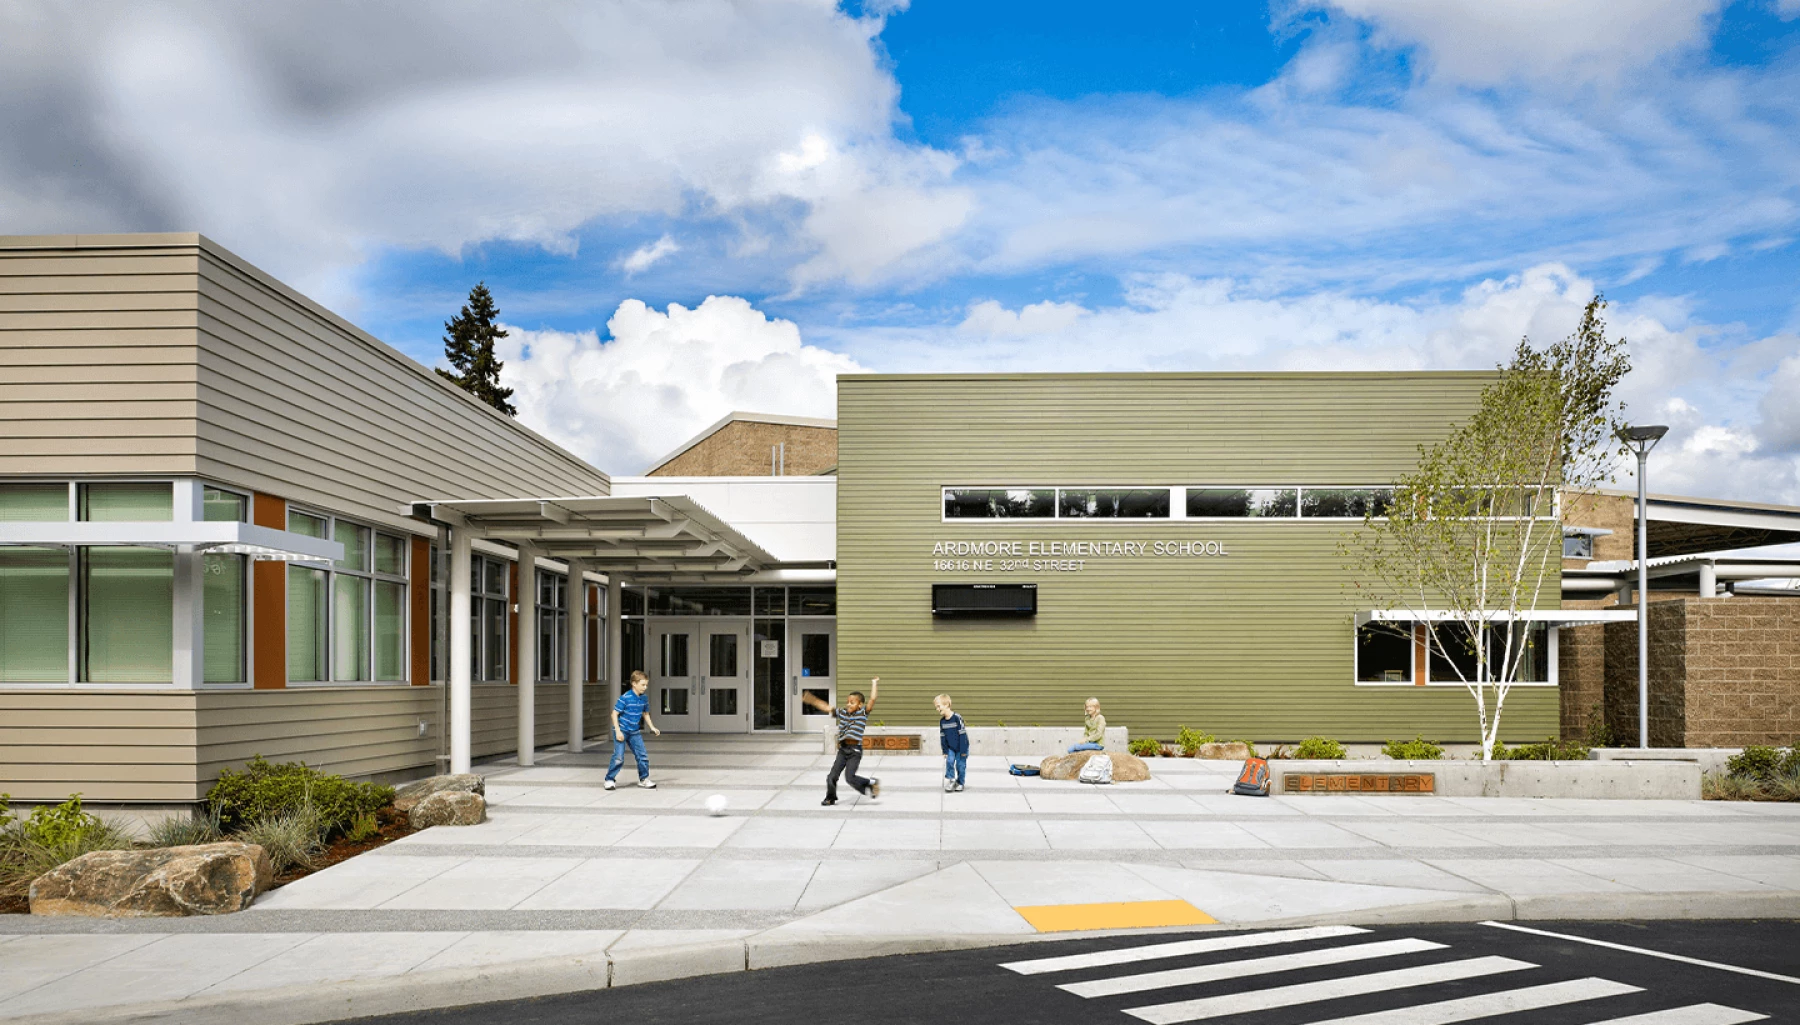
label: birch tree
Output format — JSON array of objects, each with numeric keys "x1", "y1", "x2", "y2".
[{"x1": 1344, "y1": 297, "x2": 1631, "y2": 760}]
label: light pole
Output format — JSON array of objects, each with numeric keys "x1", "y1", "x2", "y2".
[{"x1": 1617, "y1": 424, "x2": 1669, "y2": 750}]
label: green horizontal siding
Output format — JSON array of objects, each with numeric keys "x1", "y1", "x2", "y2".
[{"x1": 837, "y1": 372, "x2": 1558, "y2": 743}]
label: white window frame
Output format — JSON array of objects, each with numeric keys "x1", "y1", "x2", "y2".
[{"x1": 286, "y1": 505, "x2": 410, "y2": 687}]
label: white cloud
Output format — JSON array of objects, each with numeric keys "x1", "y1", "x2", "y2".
[
  {"x1": 827, "y1": 263, "x2": 1800, "y2": 504},
  {"x1": 1302, "y1": 0, "x2": 1724, "y2": 86},
  {"x1": 619, "y1": 235, "x2": 680, "y2": 276},
  {"x1": 499, "y1": 295, "x2": 863, "y2": 473},
  {"x1": 0, "y1": 1, "x2": 965, "y2": 301}
]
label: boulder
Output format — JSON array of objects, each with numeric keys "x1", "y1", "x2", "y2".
[
  {"x1": 30, "y1": 843, "x2": 273, "y2": 918},
  {"x1": 393, "y1": 773, "x2": 485, "y2": 813},
  {"x1": 410, "y1": 790, "x2": 486, "y2": 827},
  {"x1": 1037, "y1": 751, "x2": 1151, "y2": 782},
  {"x1": 1196, "y1": 742, "x2": 1252, "y2": 760}
]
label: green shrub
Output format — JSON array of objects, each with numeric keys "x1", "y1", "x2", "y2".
[
  {"x1": 0, "y1": 795, "x2": 134, "y2": 884},
  {"x1": 1294, "y1": 737, "x2": 1347, "y2": 760},
  {"x1": 1727, "y1": 746, "x2": 1784, "y2": 782},
  {"x1": 0, "y1": 793, "x2": 15, "y2": 834},
  {"x1": 345, "y1": 811, "x2": 381, "y2": 843},
  {"x1": 147, "y1": 808, "x2": 224, "y2": 848},
  {"x1": 1501, "y1": 737, "x2": 1590, "y2": 761},
  {"x1": 1769, "y1": 770, "x2": 1800, "y2": 803},
  {"x1": 1782, "y1": 746, "x2": 1800, "y2": 778},
  {"x1": 207, "y1": 756, "x2": 393, "y2": 838},
  {"x1": 1382, "y1": 735, "x2": 1444, "y2": 760},
  {"x1": 1127, "y1": 737, "x2": 1161, "y2": 757},
  {"x1": 236, "y1": 806, "x2": 327, "y2": 873},
  {"x1": 1703, "y1": 771, "x2": 1764, "y2": 801},
  {"x1": 1176, "y1": 726, "x2": 1215, "y2": 757}
]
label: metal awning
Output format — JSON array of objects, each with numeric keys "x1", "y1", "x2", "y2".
[
  {"x1": 0, "y1": 521, "x2": 344, "y2": 563},
  {"x1": 413, "y1": 495, "x2": 780, "y2": 580},
  {"x1": 1357, "y1": 609, "x2": 1639, "y2": 629}
]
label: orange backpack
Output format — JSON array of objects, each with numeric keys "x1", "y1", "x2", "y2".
[{"x1": 1232, "y1": 756, "x2": 1271, "y2": 797}]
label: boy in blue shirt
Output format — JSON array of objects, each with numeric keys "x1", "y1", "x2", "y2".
[
  {"x1": 935, "y1": 694, "x2": 968, "y2": 792},
  {"x1": 604, "y1": 670, "x2": 661, "y2": 790}
]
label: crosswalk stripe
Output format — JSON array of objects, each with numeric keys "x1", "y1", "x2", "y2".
[
  {"x1": 1292, "y1": 977, "x2": 1642, "y2": 1025},
  {"x1": 1061, "y1": 937, "x2": 1447, "y2": 998},
  {"x1": 1124, "y1": 955, "x2": 1537, "y2": 1024},
  {"x1": 1573, "y1": 1005, "x2": 1770, "y2": 1025},
  {"x1": 1480, "y1": 922, "x2": 1800, "y2": 987},
  {"x1": 1000, "y1": 925, "x2": 1372, "y2": 976}
]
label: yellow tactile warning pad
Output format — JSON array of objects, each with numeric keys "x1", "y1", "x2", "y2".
[{"x1": 1014, "y1": 899, "x2": 1218, "y2": 933}]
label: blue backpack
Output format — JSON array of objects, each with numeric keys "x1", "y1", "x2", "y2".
[{"x1": 1008, "y1": 763, "x2": 1041, "y2": 777}]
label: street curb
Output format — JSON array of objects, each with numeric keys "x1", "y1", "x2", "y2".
[{"x1": 7, "y1": 891, "x2": 1800, "y2": 1025}]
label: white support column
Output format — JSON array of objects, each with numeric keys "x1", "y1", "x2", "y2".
[
  {"x1": 515, "y1": 544, "x2": 538, "y2": 767},
  {"x1": 171, "y1": 479, "x2": 205, "y2": 688},
  {"x1": 1698, "y1": 561, "x2": 1717, "y2": 598},
  {"x1": 567, "y1": 559, "x2": 586, "y2": 753},
  {"x1": 607, "y1": 576, "x2": 623, "y2": 695},
  {"x1": 449, "y1": 527, "x2": 474, "y2": 774}
]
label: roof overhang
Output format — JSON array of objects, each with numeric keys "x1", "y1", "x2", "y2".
[
  {"x1": 1357, "y1": 609, "x2": 1639, "y2": 628},
  {"x1": 414, "y1": 495, "x2": 780, "y2": 581},
  {"x1": 0, "y1": 522, "x2": 345, "y2": 563}
]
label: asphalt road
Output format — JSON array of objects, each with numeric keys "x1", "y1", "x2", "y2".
[{"x1": 336, "y1": 919, "x2": 1800, "y2": 1024}]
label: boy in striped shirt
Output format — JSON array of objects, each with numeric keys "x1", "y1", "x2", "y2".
[{"x1": 803, "y1": 677, "x2": 881, "y2": 806}]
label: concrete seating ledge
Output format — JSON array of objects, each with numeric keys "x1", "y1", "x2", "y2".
[{"x1": 1271, "y1": 758, "x2": 1701, "y2": 800}]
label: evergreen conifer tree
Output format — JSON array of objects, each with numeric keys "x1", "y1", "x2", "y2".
[{"x1": 435, "y1": 283, "x2": 517, "y2": 416}]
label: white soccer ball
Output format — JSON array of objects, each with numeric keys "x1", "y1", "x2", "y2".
[{"x1": 705, "y1": 794, "x2": 729, "y2": 817}]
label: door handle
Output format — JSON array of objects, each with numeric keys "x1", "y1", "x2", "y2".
[
  {"x1": 700, "y1": 676, "x2": 707, "y2": 695},
  {"x1": 791, "y1": 676, "x2": 797, "y2": 696}
]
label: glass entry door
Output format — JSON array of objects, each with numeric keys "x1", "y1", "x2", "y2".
[
  {"x1": 649, "y1": 622, "x2": 698, "y2": 732},
  {"x1": 790, "y1": 621, "x2": 836, "y2": 732},
  {"x1": 699, "y1": 625, "x2": 749, "y2": 733}
]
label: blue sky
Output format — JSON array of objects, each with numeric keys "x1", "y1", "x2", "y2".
[{"x1": 3, "y1": 0, "x2": 1798, "y2": 495}]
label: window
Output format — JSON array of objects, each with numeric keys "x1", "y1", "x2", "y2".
[
  {"x1": 79, "y1": 482, "x2": 172, "y2": 522},
  {"x1": 709, "y1": 633, "x2": 738, "y2": 677},
  {"x1": 81, "y1": 547, "x2": 173, "y2": 682},
  {"x1": 944, "y1": 488, "x2": 1055, "y2": 518},
  {"x1": 753, "y1": 586, "x2": 786, "y2": 615},
  {"x1": 1356, "y1": 624, "x2": 1415, "y2": 684},
  {"x1": 1187, "y1": 488, "x2": 1298, "y2": 518},
  {"x1": 644, "y1": 586, "x2": 751, "y2": 616},
  {"x1": 660, "y1": 632, "x2": 689, "y2": 677},
  {"x1": 799, "y1": 632, "x2": 830, "y2": 678},
  {"x1": 287, "y1": 510, "x2": 407, "y2": 684},
  {"x1": 1301, "y1": 488, "x2": 1393, "y2": 519},
  {"x1": 202, "y1": 487, "x2": 247, "y2": 523},
  {"x1": 1486, "y1": 623, "x2": 1550, "y2": 684},
  {"x1": 788, "y1": 586, "x2": 836, "y2": 616},
  {"x1": 1058, "y1": 488, "x2": 1170, "y2": 518},
  {"x1": 203, "y1": 553, "x2": 246, "y2": 683},
  {"x1": 472, "y1": 554, "x2": 509, "y2": 683},
  {"x1": 753, "y1": 618, "x2": 784, "y2": 729},
  {"x1": 1563, "y1": 534, "x2": 1594, "y2": 559},
  {"x1": 537, "y1": 571, "x2": 568, "y2": 682},
  {"x1": 0, "y1": 483, "x2": 69, "y2": 521},
  {"x1": 0, "y1": 547, "x2": 69, "y2": 681}
]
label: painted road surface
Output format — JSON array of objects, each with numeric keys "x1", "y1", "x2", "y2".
[{"x1": 331, "y1": 919, "x2": 1800, "y2": 1024}]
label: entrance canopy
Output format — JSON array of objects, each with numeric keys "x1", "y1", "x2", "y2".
[
  {"x1": 1356, "y1": 609, "x2": 1639, "y2": 629},
  {"x1": 0, "y1": 520, "x2": 343, "y2": 563},
  {"x1": 413, "y1": 494, "x2": 780, "y2": 581}
]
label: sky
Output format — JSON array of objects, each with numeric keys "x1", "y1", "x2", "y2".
[{"x1": 3, "y1": 0, "x2": 1799, "y2": 501}]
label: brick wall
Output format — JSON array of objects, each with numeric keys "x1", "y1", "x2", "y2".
[
  {"x1": 650, "y1": 421, "x2": 837, "y2": 477},
  {"x1": 1558, "y1": 622, "x2": 1607, "y2": 740},
  {"x1": 1591, "y1": 597, "x2": 1800, "y2": 747}
]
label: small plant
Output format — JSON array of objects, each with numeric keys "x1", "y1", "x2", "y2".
[
  {"x1": 1770, "y1": 770, "x2": 1800, "y2": 803},
  {"x1": 1382, "y1": 735, "x2": 1444, "y2": 761},
  {"x1": 1501, "y1": 737, "x2": 1590, "y2": 761},
  {"x1": 996, "y1": 720, "x2": 1006, "y2": 727},
  {"x1": 147, "y1": 807, "x2": 224, "y2": 848},
  {"x1": 1294, "y1": 737, "x2": 1346, "y2": 760},
  {"x1": 1703, "y1": 771, "x2": 1765, "y2": 801},
  {"x1": 1727, "y1": 746, "x2": 1784, "y2": 782},
  {"x1": 1584, "y1": 702, "x2": 1615, "y2": 748},
  {"x1": 0, "y1": 793, "x2": 15, "y2": 834},
  {"x1": 207, "y1": 756, "x2": 393, "y2": 838},
  {"x1": 1263, "y1": 744, "x2": 1288, "y2": 760},
  {"x1": 236, "y1": 806, "x2": 327, "y2": 873},
  {"x1": 344, "y1": 810, "x2": 381, "y2": 844},
  {"x1": 1128, "y1": 737, "x2": 1161, "y2": 757},
  {"x1": 1176, "y1": 726, "x2": 1215, "y2": 757}
]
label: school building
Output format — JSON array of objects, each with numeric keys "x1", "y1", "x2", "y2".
[{"x1": 2, "y1": 233, "x2": 1797, "y2": 812}]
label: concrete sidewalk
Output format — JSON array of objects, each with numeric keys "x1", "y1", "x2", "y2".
[{"x1": 4, "y1": 734, "x2": 1799, "y2": 1025}]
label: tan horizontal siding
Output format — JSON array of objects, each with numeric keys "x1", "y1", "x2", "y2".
[
  {"x1": 837, "y1": 374, "x2": 1560, "y2": 743},
  {"x1": 471, "y1": 682, "x2": 611, "y2": 760},
  {"x1": 0, "y1": 243, "x2": 201, "y2": 477},
  {"x1": 195, "y1": 686, "x2": 441, "y2": 786},
  {"x1": 0, "y1": 690, "x2": 201, "y2": 803}
]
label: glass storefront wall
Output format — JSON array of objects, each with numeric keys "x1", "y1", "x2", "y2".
[{"x1": 621, "y1": 584, "x2": 835, "y2": 731}]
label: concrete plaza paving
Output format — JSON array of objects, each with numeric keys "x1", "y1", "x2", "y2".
[{"x1": 4, "y1": 734, "x2": 1800, "y2": 1024}]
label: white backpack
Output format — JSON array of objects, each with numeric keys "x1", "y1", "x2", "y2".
[{"x1": 1077, "y1": 754, "x2": 1114, "y2": 785}]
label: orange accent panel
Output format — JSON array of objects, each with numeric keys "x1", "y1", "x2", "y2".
[
  {"x1": 251, "y1": 493, "x2": 287, "y2": 689},
  {"x1": 1414, "y1": 625, "x2": 1428, "y2": 686},
  {"x1": 410, "y1": 536, "x2": 431, "y2": 685},
  {"x1": 508, "y1": 561, "x2": 520, "y2": 685}
]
